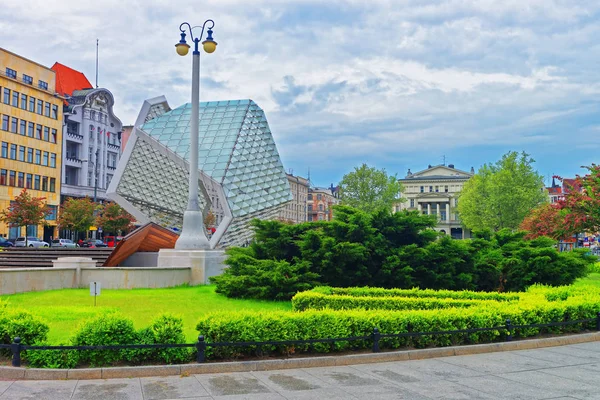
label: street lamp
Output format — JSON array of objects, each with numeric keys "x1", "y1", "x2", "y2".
[{"x1": 174, "y1": 20, "x2": 217, "y2": 250}]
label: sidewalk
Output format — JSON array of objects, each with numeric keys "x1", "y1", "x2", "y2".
[{"x1": 0, "y1": 340, "x2": 599, "y2": 399}]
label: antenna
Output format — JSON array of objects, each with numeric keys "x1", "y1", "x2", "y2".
[
  {"x1": 442, "y1": 155, "x2": 446, "y2": 166},
  {"x1": 95, "y1": 39, "x2": 99, "y2": 88},
  {"x1": 307, "y1": 167, "x2": 311, "y2": 186}
]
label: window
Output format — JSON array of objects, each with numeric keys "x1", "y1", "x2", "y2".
[
  {"x1": 34, "y1": 175, "x2": 40, "y2": 190},
  {"x1": 1, "y1": 142, "x2": 7, "y2": 158},
  {"x1": 308, "y1": 204, "x2": 313, "y2": 211},
  {"x1": 38, "y1": 80, "x2": 48, "y2": 90},
  {"x1": 42, "y1": 176, "x2": 48, "y2": 191},
  {"x1": 444, "y1": 185, "x2": 449, "y2": 193},
  {"x1": 36, "y1": 124, "x2": 42, "y2": 139},
  {"x1": 18, "y1": 146, "x2": 25, "y2": 161},
  {"x1": 35, "y1": 149, "x2": 41, "y2": 164},
  {"x1": 51, "y1": 104, "x2": 58, "y2": 119},
  {"x1": 42, "y1": 151, "x2": 48, "y2": 166},
  {"x1": 5, "y1": 68, "x2": 16, "y2": 79},
  {"x1": 25, "y1": 174, "x2": 32, "y2": 189},
  {"x1": 454, "y1": 198, "x2": 458, "y2": 207},
  {"x1": 51, "y1": 128, "x2": 57, "y2": 143},
  {"x1": 9, "y1": 171, "x2": 15, "y2": 186},
  {"x1": 19, "y1": 120, "x2": 26, "y2": 135},
  {"x1": 420, "y1": 186, "x2": 424, "y2": 193},
  {"x1": 3, "y1": 88, "x2": 9, "y2": 104},
  {"x1": 12, "y1": 91, "x2": 18, "y2": 107},
  {"x1": 429, "y1": 186, "x2": 433, "y2": 192},
  {"x1": 410, "y1": 199, "x2": 415, "y2": 208},
  {"x1": 44, "y1": 102, "x2": 50, "y2": 117},
  {"x1": 50, "y1": 153, "x2": 56, "y2": 168},
  {"x1": 10, "y1": 117, "x2": 17, "y2": 133},
  {"x1": 43, "y1": 127, "x2": 49, "y2": 141},
  {"x1": 47, "y1": 205, "x2": 57, "y2": 219},
  {"x1": 318, "y1": 204, "x2": 324, "y2": 211},
  {"x1": 23, "y1": 74, "x2": 33, "y2": 85},
  {"x1": 20, "y1": 93, "x2": 27, "y2": 109},
  {"x1": 9, "y1": 144, "x2": 16, "y2": 160},
  {"x1": 1, "y1": 115, "x2": 8, "y2": 130},
  {"x1": 27, "y1": 122, "x2": 34, "y2": 137},
  {"x1": 308, "y1": 194, "x2": 312, "y2": 200},
  {"x1": 37, "y1": 99, "x2": 43, "y2": 114},
  {"x1": 0, "y1": 170, "x2": 6, "y2": 185},
  {"x1": 17, "y1": 172, "x2": 24, "y2": 188},
  {"x1": 29, "y1": 97, "x2": 35, "y2": 112},
  {"x1": 27, "y1": 148, "x2": 33, "y2": 163},
  {"x1": 317, "y1": 194, "x2": 322, "y2": 200},
  {"x1": 435, "y1": 186, "x2": 439, "y2": 193}
]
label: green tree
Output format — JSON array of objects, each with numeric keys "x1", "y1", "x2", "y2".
[
  {"x1": 96, "y1": 202, "x2": 135, "y2": 235},
  {"x1": 457, "y1": 151, "x2": 546, "y2": 232},
  {"x1": 0, "y1": 189, "x2": 50, "y2": 246},
  {"x1": 339, "y1": 163, "x2": 403, "y2": 212},
  {"x1": 58, "y1": 198, "x2": 97, "y2": 237}
]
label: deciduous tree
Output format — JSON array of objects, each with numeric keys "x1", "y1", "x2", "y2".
[
  {"x1": 339, "y1": 164, "x2": 403, "y2": 212},
  {"x1": 0, "y1": 189, "x2": 50, "y2": 246},
  {"x1": 457, "y1": 151, "x2": 546, "y2": 232},
  {"x1": 58, "y1": 198, "x2": 97, "y2": 235},
  {"x1": 96, "y1": 202, "x2": 135, "y2": 235}
]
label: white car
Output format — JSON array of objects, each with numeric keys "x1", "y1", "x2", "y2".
[
  {"x1": 15, "y1": 237, "x2": 50, "y2": 248},
  {"x1": 51, "y1": 239, "x2": 77, "y2": 248}
]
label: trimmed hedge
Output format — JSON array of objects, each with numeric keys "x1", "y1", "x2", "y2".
[
  {"x1": 306, "y1": 286, "x2": 520, "y2": 301},
  {"x1": 197, "y1": 285, "x2": 600, "y2": 359},
  {"x1": 0, "y1": 309, "x2": 48, "y2": 357},
  {"x1": 292, "y1": 291, "x2": 493, "y2": 312}
]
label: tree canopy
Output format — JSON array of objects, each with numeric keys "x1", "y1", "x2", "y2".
[
  {"x1": 58, "y1": 197, "x2": 97, "y2": 233},
  {"x1": 339, "y1": 164, "x2": 403, "y2": 212},
  {"x1": 0, "y1": 189, "x2": 50, "y2": 245},
  {"x1": 457, "y1": 151, "x2": 546, "y2": 232},
  {"x1": 96, "y1": 202, "x2": 135, "y2": 235}
]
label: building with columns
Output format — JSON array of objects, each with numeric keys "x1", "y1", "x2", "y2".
[
  {"x1": 396, "y1": 164, "x2": 474, "y2": 239},
  {"x1": 52, "y1": 63, "x2": 122, "y2": 201}
]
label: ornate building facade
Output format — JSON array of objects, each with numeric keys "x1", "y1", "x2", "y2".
[
  {"x1": 52, "y1": 63, "x2": 122, "y2": 201},
  {"x1": 397, "y1": 164, "x2": 474, "y2": 239},
  {"x1": 307, "y1": 185, "x2": 340, "y2": 221},
  {"x1": 279, "y1": 173, "x2": 309, "y2": 223}
]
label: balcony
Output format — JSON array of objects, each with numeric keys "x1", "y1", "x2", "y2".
[
  {"x1": 66, "y1": 132, "x2": 84, "y2": 142},
  {"x1": 64, "y1": 156, "x2": 83, "y2": 168},
  {"x1": 107, "y1": 142, "x2": 120, "y2": 151}
]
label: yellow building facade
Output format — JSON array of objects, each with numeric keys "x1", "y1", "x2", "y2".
[{"x1": 0, "y1": 48, "x2": 63, "y2": 242}]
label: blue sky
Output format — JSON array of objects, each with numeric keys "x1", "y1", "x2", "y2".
[{"x1": 1, "y1": 0, "x2": 598, "y2": 187}]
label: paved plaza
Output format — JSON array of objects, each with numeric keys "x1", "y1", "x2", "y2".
[{"x1": 1, "y1": 341, "x2": 600, "y2": 399}]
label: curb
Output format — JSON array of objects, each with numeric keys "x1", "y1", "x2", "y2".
[{"x1": 2, "y1": 332, "x2": 599, "y2": 380}]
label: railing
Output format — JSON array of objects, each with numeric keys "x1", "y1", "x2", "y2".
[
  {"x1": 66, "y1": 132, "x2": 84, "y2": 141},
  {"x1": 4, "y1": 313, "x2": 600, "y2": 367}
]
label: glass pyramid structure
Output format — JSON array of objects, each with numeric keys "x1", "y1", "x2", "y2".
[{"x1": 107, "y1": 98, "x2": 291, "y2": 248}]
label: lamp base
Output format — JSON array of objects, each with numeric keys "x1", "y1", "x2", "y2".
[
  {"x1": 157, "y1": 249, "x2": 226, "y2": 284},
  {"x1": 175, "y1": 210, "x2": 211, "y2": 250}
]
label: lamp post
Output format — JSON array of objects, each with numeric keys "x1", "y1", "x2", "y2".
[{"x1": 174, "y1": 20, "x2": 217, "y2": 250}]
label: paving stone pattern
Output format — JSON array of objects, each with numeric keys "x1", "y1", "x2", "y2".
[{"x1": 1, "y1": 342, "x2": 600, "y2": 399}]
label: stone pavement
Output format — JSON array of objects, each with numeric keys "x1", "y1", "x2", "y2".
[{"x1": 1, "y1": 341, "x2": 600, "y2": 399}]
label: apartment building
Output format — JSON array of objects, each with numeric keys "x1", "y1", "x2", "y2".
[
  {"x1": 307, "y1": 185, "x2": 340, "y2": 221},
  {"x1": 279, "y1": 173, "x2": 309, "y2": 223},
  {"x1": 0, "y1": 48, "x2": 63, "y2": 241}
]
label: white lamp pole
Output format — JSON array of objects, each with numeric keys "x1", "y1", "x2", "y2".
[{"x1": 174, "y1": 20, "x2": 217, "y2": 250}]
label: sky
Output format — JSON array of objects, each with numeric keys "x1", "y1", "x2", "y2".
[{"x1": 1, "y1": 0, "x2": 599, "y2": 187}]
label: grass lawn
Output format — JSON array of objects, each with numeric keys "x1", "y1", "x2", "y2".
[
  {"x1": 573, "y1": 272, "x2": 600, "y2": 288},
  {"x1": 0, "y1": 285, "x2": 291, "y2": 344}
]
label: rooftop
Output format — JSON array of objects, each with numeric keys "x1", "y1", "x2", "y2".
[{"x1": 51, "y1": 62, "x2": 93, "y2": 97}]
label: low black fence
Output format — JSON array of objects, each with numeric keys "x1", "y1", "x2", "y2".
[{"x1": 3, "y1": 313, "x2": 600, "y2": 368}]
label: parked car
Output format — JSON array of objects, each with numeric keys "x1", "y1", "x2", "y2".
[
  {"x1": 0, "y1": 237, "x2": 14, "y2": 247},
  {"x1": 82, "y1": 239, "x2": 108, "y2": 248},
  {"x1": 51, "y1": 239, "x2": 77, "y2": 248},
  {"x1": 15, "y1": 237, "x2": 50, "y2": 248}
]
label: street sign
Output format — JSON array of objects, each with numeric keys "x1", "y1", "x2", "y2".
[
  {"x1": 89, "y1": 226, "x2": 98, "y2": 231},
  {"x1": 98, "y1": 228, "x2": 103, "y2": 233}
]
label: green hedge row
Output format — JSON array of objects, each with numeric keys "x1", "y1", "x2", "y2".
[
  {"x1": 24, "y1": 313, "x2": 191, "y2": 369},
  {"x1": 292, "y1": 291, "x2": 495, "y2": 312},
  {"x1": 310, "y1": 286, "x2": 520, "y2": 301},
  {"x1": 196, "y1": 286, "x2": 600, "y2": 359}
]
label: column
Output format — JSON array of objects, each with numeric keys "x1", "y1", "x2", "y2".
[
  {"x1": 446, "y1": 203, "x2": 450, "y2": 222},
  {"x1": 427, "y1": 203, "x2": 431, "y2": 215},
  {"x1": 417, "y1": 202, "x2": 422, "y2": 213},
  {"x1": 436, "y1": 203, "x2": 440, "y2": 220}
]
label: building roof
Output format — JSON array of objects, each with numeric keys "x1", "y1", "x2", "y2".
[
  {"x1": 51, "y1": 62, "x2": 93, "y2": 97},
  {"x1": 402, "y1": 175, "x2": 471, "y2": 181}
]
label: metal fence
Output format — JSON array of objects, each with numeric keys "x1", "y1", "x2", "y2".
[{"x1": 3, "y1": 313, "x2": 600, "y2": 368}]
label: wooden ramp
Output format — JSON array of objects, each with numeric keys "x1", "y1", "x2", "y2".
[{"x1": 102, "y1": 223, "x2": 178, "y2": 267}]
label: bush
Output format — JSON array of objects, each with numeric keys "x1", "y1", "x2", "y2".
[
  {"x1": 71, "y1": 313, "x2": 138, "y2": 367},
  {"x1": 210, "y1": 247, "x2": 319, "y2": 300},
  {"x1": 25, "y1": 342, "x2": 79, "y2": 369},
  {"x1": 313, "y1": 286, "x2": 520, "y2": 301},
  {"x1": 0, "y1": 310, "x2": 49, "y2": 356},
  {"x1": 150, "y1": 314, "x2": 191, "y2": 364}
]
